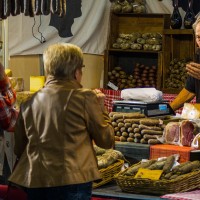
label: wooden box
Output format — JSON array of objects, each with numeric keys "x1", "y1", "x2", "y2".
[
  {"x1": 162, "y1": 29, "x2": 195, "y2": 94},
  {"x1": 104, "y1": 13, "x2": 171, "y2": 90}
]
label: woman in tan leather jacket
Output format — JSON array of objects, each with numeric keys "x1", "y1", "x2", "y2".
[{"x1": 9, "y1": 43, "x2": 115, "y2": 200}]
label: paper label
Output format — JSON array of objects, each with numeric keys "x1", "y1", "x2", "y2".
[
  {"x1": 134, "y1": 168, "x2": 163, "y2": 180},
  {"x1": 107, "y1": 81, "x2": 118, "y2": 91}
]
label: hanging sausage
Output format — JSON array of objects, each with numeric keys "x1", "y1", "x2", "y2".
[
  {"x1": 11, "y1": 0, "x2": 21, "y2": 16},
  {"x1": 0, "y1": 0, "x2": 67, "y2": 19},
  {"x1": 34, "y1": 0, "x2": 42, "y2": 15},
  {"x1": 41, "y1": 0, "x2": 50, "y2": 15}
]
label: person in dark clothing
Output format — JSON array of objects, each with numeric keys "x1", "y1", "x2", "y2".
[{"x1": 170, "y1": 17, "x2": 200, "y2": 111}]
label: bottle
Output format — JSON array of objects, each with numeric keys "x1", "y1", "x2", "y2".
[
  {"x1": 170, "y1": 0, "x2": 182, "y2": 29},
  {"x1": 184, "y1": 0, "x2": 196, "y2": 29}
]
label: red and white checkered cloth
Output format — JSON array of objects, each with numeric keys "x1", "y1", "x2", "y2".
[
  {"x1": 161, "y1": 189, "x2": 200, "y2": 200},
  {"x1": 99, "y1": 89, "x2": 196, "y2": 114},
  {"x1": 99, "y1": 89, "x2": 122, "y2": 113}
]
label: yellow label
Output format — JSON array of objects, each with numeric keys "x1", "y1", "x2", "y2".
[
  {"x1": 30, "y1": 76, "x2": 45, "y2": 92},
  {"x1": 134, "y1": 168, "x2": 163, "y2": 180},
  {"x1": 5, "y1": 69, "x2": 12, "y2": 77}
]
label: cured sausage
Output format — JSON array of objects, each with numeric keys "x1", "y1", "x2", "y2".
[
  {"x1": 29, "y1": 0, "x2": 34, "y2": 17},
  {"x1": 41, "y1": 0, "x2": 50, "y2": 15},
  {"x1": 35, "y1": 0, "x2": 42, "y2": 15},
  {"x1": 0, "y1": 0, "x2": 3, "y2": 19},
  {"x1": 15, "y1": 0, "x2": 21, "y2": 15},
  {"x1": 20, "y1": 0, "x2": 24, "y2": 13},
  {"x1": 4, "y1": 0, "x2": 11, "y2": 18},
  {"x1": 24, "y1": 0, "x2": 30, "y2": 16},
  {"x1": 11, "y1": 0, "x2": 20, "y2": 16},
  {"x1": 61, "y1": 0, "x2": 66, "y2": 17},
  {"x1": 51, "y1": 0, "x2": 60, "y2": 14}
]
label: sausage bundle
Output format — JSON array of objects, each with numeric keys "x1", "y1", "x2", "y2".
[
  {"x1": 0, "y1": 0, "x2": 67, "y2": 19},
  {"x1": 109, "y1": 112, "x2": 165, "y2": 145}
]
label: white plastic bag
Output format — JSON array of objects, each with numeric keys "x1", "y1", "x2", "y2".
[{"x1": 121, "y1": 88, "x2": 163, "y2": 102}]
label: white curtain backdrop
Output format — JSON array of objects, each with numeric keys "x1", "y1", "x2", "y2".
[{"x1": 8, "y1": 0, "x2": 180, "y2": 56}]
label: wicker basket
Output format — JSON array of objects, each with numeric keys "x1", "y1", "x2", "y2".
[
  {"x1": 93, "y1": 159, "x2": 124, "y2": 188},
  {"x1": 114, "y1": 163, "x2": 200, "y2": 195}
]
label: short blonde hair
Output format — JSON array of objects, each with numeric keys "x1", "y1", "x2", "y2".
[
  {"x1": 193, "y1": 16, "x2": 200, "y2": 32},
  {"x1": 43, "y1": 43, "x2": 83, "y2": 79}
]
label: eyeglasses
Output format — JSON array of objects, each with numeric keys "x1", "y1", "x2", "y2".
[{"x1": 196, "y1": 35, "x2": 200, "y2": 40}]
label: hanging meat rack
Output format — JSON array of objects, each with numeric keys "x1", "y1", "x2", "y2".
[{"x1": 0, "y1": 0, "x2": 67, "y2": 19}]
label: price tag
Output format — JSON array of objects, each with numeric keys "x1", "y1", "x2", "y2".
[
  {"x1": 134, "y1": 168, "x2": 163, "y2": 180},
  {"x1": 107, "y1": 81, "x2": 118, "y2": 91}
]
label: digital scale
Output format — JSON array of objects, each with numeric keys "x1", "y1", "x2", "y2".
[{"x1": 112, "y1": 100, "x2": 175, "y2": 117}]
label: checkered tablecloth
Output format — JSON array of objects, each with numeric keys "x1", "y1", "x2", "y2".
[
  {"x1": 99, "y1": 89, "x2": 196, "y2": 114},
  {"x1": 161, "y1": 189, "x2": 200, "y2": 200}
]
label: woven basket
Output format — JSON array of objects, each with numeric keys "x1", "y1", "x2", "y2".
[
  {"x1": 93, "y1": 159, "x2": 124, "y2": 188},
  {"x1": 114, "y1": 163, "x2": 200, "y2": 195}
]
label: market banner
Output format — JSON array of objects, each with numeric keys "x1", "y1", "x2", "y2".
[
  {"x1": 8, "y1": 0, "x2": 198, "y2": 56},
  {"x1": 8, "y1": 0, "x2": 111, "y2": 56}
]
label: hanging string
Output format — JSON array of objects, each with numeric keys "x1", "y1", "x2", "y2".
[
  {"x1": 38, "y1": 15, "x2": 46, "y2": 43},
  {"x1": 32, "y1": 16, "x2": 46, "y2": 44}
]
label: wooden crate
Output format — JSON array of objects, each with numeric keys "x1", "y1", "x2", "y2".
[
  {"x1": 162, "y1": 29, "x2": 195, "y2": 94},
  {"x1": 104, "y1": 13, "x2": 171, "y2": 90}
]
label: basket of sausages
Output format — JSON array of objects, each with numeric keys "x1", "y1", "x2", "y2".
[
  {"x1": 93, "y1": 146, "x2": 125, "y2": 188},
  {"x1": 114, "y1": 155, "x2": 200, "y2": 195}
]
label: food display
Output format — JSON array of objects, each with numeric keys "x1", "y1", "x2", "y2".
[
  {"x1": 94, "y1": 145, "x2": 125, "y2": 169},
  {"x1": 163, "y1": 120, "x2": 198, "y2": 146},
  {"x1": 108, "y1": 63, "x2": 157, "y2": 89},
  {"x1": 110, "y1": 0, "x2": 146, "y2": 14},
  {"x1": 115, "y1": 155, "x2": 200, "y2": 195},
  {"x1": 112, "y1": 32, "x2": 162, "y2": 51},
  {"x1": 164, "y1": 58, "x2": 191, "y2": 89},
  {"x1": 109, "y1": 112, "x2": 164, "y2": 144},
  {"x1": 93, "y1": 146, "x2": 125, "y2": 188}
]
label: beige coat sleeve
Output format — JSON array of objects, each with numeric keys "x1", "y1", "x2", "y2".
[
  {"x1": 84, "y1": 91, "x2": 115, "y2": 149},
  {"x1": 14, "y1": 108, "x2": 28, "y2": 158}
]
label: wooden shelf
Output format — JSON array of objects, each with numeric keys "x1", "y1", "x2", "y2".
[
  {"x1": 163, "y1": 29, "x2": 194, "y2": 35},
  {"x1": 104, "y1": 12, "x2": 195, "y2": 94},
  {"x1": 108, "y1": 48, "x2": 162, "y2": 54}
]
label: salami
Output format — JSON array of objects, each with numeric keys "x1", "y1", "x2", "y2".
[
  {"x1": 35, "y1": 0, "x2": 42, "y2": 15},
  {"x1": 29, "y1": 0, "x2": 34, "y2": 17},
  {"x1": 15, "y1": 0, "x2": 21, "y2": 15},
  {"x1": 51, "y1": 0, "x2": 60, "y2": 14},
  {"x1": 61, "y1": 0, "x2": 66, "y2": 17},
  {"x1": 4, "y1": 0, "x2": 11, "y2": 17},
  {"x1": 41, "y1": 0, "x2": 50, "y2": 15},
  {"x1": 11, "y1": 0, "x2": 20, "y2": 16},
  {"x1": 20, "y1": 0, "x2": 24, "y2": 13}
]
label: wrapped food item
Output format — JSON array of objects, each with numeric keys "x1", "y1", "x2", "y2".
[
  {"x1": 15, "y1": 91, "x2": 34, "y2": 110},
  {"x1": 9, "y1": 77, "x2": 24, "y2": 92},
  {"x1": 181, "y1": 103, "x2": 200, "y2": 119}
]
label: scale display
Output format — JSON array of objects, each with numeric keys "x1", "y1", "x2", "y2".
[{"x1": 112, "y1": 100, "x2": 175, "y2": 117}]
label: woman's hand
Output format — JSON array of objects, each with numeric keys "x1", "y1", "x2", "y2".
[
  {"x1": 93, "y1": 89, "x2": 105, "y2": 106},
  {"x1": 186, "y1": 62, "x2": 200, "y2": 80}
]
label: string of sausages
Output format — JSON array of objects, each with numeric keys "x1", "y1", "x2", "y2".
[{"x1": 0, "y1": 0, "x2": 67, "y2": 20}]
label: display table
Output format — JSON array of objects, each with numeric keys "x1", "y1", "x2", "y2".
[
  {"x1": 115, "y1": 142, "x2": 200, "y2": 164},
  {"x1": 150, "y1": 144, "x2": 200, "y2": 163},
  {"x1": 114, "y1": 142, "x2": 150, "y2": 164},
  {"x1": 92, "y1": 182, "x2": 167, "y2": 200}
]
